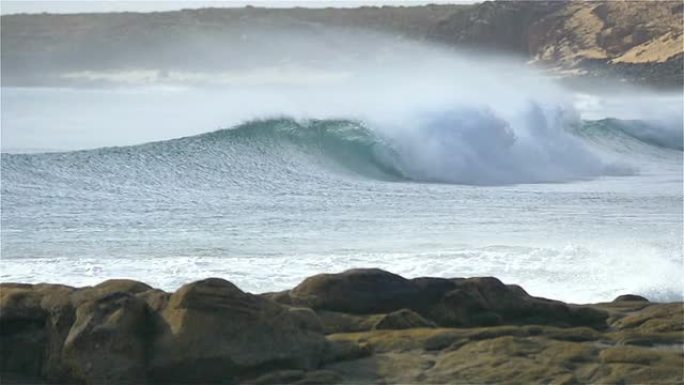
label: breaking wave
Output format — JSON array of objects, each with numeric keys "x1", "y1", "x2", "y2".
[{"x1": 3, "y1": 107, "x2": 680, "y2": 187}]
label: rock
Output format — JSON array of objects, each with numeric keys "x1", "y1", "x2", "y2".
[
  {"x1": 286, "y1": 307, "x2": 324, "y2": 334},
  {"x1": 595, "y1": 346, "x2": 684, "y2": 384},
  {"x1": 422, "y1": 277, "x2": 608, "y2": 329},
  {"x1": 261, "y1": 290, "x2": 293, "y2": 306},
  {"x1": 58, "y1": 279, "x2": 154, "y2": 383},
  {"x1": 0, "y1": 283, "x2": 47, "y2": 323},
  {"x1": 316, "y1": 311, "x2": 385, "y2": 334},
  {"x1": 0, "y1": 294, "x2": 47, "y2": 377},
  {"x1": 612, "y1": 303, "x2": 683, "y2": 333},
  {"x1": 91, "y1": 279, "x2": 153, "y2": 295},
  {"x1": 249, "y1": 369, "x2": 342, "y2": 385},
  {"x1": 444, "y1": 277, "x2": 538, "y2": 325},
  {"x1": 277, "y1": 269, "x2": 459, "y2": 316},
  {"x1": 280, "y1": 269, "x2": 608, "y2": 329},
  {"x1": 1, "y1": 280, "x2": 158, "y2": 383},
  {"x1": 1, "y1": 272, "x2": 680, "y2": 385},
  {"x1": 285, "y1": 269, "x2": 426, "y2": 314},
  {"x1": 325, "y1": 349, "x2": 437, "y2": 384},
  {"x1": 1, "y1": 278, "x2": 331, "y2": 384},
  {"x1": 250, "y1": 369, "x2": 306, "y2": 385},
  {"x1": 294, "y1": 369, "x2": 343, "y2": 384},
  {"x1": 61, "y1": 292, "x2": 152, "y2": 384},
  {"x1": 135, "y1": 289, "x2": 170, "y2": 312},
  {"x1": 329, "y1": 326, "x2": 525, "y2": 354},
  {"x1": 326, "y1": 324, "x2": 684, "y2": 384},
  {"x1": 323, "y1": 339, "x2": 373, "y2": 363},
  {"x1": 70, "y1": 279, "x2": 153, "y2": 307},
  {"x1": 148, "y1": 278, "x2": 329, "y2": 384},
  {"x1": 373, "y1": 309, "x2": 436, "y2": 330},
  {"x1": 0, "y1": 283, "x2": 76, "y2": 380},
  {"x1": 614, "y1": 294, "x2": 650, "y2": 303}
]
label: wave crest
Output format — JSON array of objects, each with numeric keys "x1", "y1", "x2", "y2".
[
  {"x1": 7, "y1": 107, "x2": 673, "y2": 186},
  {"x1": 197, "y1": 104, "x2": 628, "y2": 185}
]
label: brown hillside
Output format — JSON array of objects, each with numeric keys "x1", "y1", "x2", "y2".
[{"x1": 1, "y1": 1, "x2": 682, "y2": 87}]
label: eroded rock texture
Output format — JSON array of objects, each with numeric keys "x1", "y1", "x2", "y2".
[{"x1": 1, "y1": 269, "x2": 682, "y2": 384}]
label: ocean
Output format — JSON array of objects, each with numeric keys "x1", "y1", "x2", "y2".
[{"x1": 1, "y1": 83, "x2": 682, "y2": 304}]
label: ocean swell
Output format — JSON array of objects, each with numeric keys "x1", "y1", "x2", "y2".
[
  {"x1": 199, "y1": 104, "x2": 630, "y2": 185},
  {"x1": 5, "y1": 106, "x2": 677, "y2": 187}
]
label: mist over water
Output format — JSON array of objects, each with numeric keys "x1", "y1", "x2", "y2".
[
  {"x1": 0, "y1": 32, "x2": 589, "y2": 148},
  {"x1": 1, "y1": 29, "x2": 682, "y2": 302},
  {"x1": 2, "y1": 30, "x2": 681, "y2": 155}
]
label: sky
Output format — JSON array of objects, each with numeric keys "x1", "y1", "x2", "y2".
[{"x1": 0, "y1": 0, "x2": 477, "y2": 14}]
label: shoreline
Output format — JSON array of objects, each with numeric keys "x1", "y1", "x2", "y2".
[{"x1": 2, "y1": 268, "x2": 682, "y2": 384}]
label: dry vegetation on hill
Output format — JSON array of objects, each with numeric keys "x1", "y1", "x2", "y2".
[{"x1": 1, "y1": 1, "x2": 682, "y2": 87}]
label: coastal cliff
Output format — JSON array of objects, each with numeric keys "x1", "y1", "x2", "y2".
[
  {"x1": 428, "y1": 1, "x2": 683, "y2": 87},
  {"x1": 1, "y1": 1, "x2": 682, "y2": 88},
  {"x1": 2, "y1": 269, "x2": 682, "y2": 384}
]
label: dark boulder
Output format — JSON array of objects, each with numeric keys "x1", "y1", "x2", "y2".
[
  {"x1": 286, "y1": 269, "x2": 423, "y2": 314},
  {"x1": 1, "y1": 278, "x2": 331, "y2": 384},
  {"x1": 425, "y1": 277, "x2": 608, "y2": 329},
  {"x1": 69, "y1": 279, "x2": 153, "y2": 307},
  {"x1": 135, "y1": 289, "x2": 171, "y2": 312},
  {"x1": 1, "y1": 280, "x2": 157, "y2": 383},
  {"x1": 0, "y1": 283, "x2": 48, "y2": 377},
  {"x1": 61, "y1": 292, "x2": 152, "y2": 384},
  {"x1": 613, "y1": 294, "x2": 650, "y2": 303},
  {"x1": 148, "y1": 278, "x2": 329, "y2": 384},
  {"x1": 276, "y1": 269, "x2": 608, "y2": 329},
  {"x1": 278, "y1": 269, "x2": 460, "y2": 315},
  {"x1": 0, "y1": 283, "x2": 76, "y2": 380}
]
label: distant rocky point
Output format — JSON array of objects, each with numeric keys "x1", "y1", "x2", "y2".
[
  {"x1": 2, "y1": 268, "x2": 682, "y2": 384},
  {"x1": 1, "y1": 1, "x2": 682, "y2": 89}
]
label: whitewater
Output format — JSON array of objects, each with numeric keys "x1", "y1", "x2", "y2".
[{"x1": 1, "y1": 38, "x2": 682, "y2": 304}]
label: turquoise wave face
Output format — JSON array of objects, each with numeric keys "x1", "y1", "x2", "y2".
[
  {"x1": 2, "y1": 111, "x2": 680, "y2": 188},
  {"x1": 576, "y1": 118, "x2": 684, "y2": 151},
  {"x1": 199, "y1": 118, "x2": 405, "y2": 181}
]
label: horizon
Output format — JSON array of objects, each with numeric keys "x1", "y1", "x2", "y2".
[{"x1": 0, "y1": 0, "x2": 478, "y2": 15}]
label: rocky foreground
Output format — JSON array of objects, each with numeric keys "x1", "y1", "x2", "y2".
[{"x1": 1, "y1": 269, "x2": 682, "y2": 384}]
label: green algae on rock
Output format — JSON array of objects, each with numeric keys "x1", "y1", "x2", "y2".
[{"x1": 1, "y1": 269, "x2": 682, "y2": 384}]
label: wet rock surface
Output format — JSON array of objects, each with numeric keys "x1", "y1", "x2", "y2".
[
  {"x1": 272, "y1": 269, "x2": 609, "y2": 329},
  {"x1": 2, "y1": 269, "x2": 682, "y2": 384}
]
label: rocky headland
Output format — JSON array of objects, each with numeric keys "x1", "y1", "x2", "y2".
[
  {"x1": 2, "y1": 1, "x2": 683, "y2": 89},
  {"x1": 1, "y1": 268, "x2": 682, "y2": 384}
]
